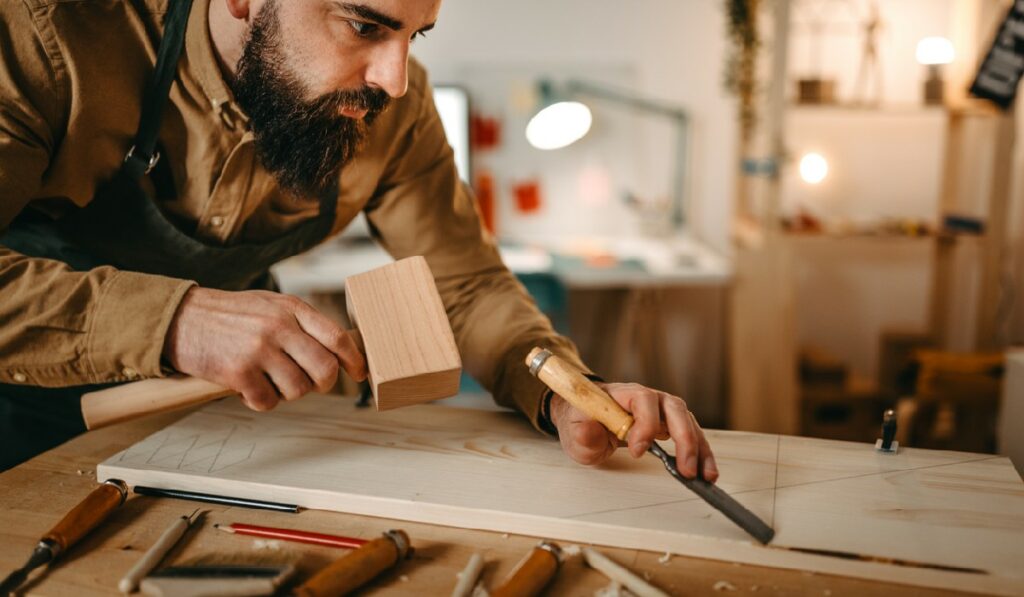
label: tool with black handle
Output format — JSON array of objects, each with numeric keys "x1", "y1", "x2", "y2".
[
  {"x1": 527, "y1": 348, "x2": 775, "y2": 545},
  {"x1": 1, "y1": 479, "x2": 128, "y2": 595}
]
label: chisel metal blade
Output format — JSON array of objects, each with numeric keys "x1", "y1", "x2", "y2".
[{"x1": 648, "y1": 442, "x2": 775, "y2": 545}]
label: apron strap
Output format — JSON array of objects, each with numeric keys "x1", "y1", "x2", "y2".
[{"x1": 124, "y1": 0, "x2": 195, "y2": 179}]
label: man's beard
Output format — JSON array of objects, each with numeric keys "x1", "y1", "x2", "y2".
[{"x1": 231, "y1": 0, "x2": 391, "y2": 198}]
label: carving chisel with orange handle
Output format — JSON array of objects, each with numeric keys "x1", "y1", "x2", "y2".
[
  {"x1": 0, "y1": 479, "x2": 128, "y2": 595},
  {"x1": 526, "y1": 348, "x2": 775, "y2": 544}
]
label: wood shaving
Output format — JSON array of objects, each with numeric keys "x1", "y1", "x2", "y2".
[
  {"x1": 400, "y1": 575, "x2": 409, "y2": 582},
  {"x1": 713, "y1": 580, "x2": 737, "y2": 591},
  {"x1": 657, "y1": 552, "x2": 672, "y2": 564},
  {"x1": 561, "y1": 544, "x2": 582, "y2": 558}
]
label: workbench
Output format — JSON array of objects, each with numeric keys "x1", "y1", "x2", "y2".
[{"x1": 0, "y1": 399, "x2": 980, "y2": 596}]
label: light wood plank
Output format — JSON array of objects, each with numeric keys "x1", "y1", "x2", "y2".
[
  {"x1": 344, "y1": 256, "x2": 462, "y2": 409},
  {"x1": 98, "y1": 395, "x2": 1024, "y2": 595}
]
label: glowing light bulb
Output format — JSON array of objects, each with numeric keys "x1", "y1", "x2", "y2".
[
  {"x1": 526, "y1": 101, "x2": 593, "y2": 150},
  {"x1": 916, "y1": 37, "x2": 954, "y2": 66},
  {"x1": 799, "y1": 153, "x2": 828, "y2": 185}
]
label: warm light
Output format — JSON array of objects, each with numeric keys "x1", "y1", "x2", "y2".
[
  {"x1": 799, "y1": 153, "x2": 828, "y2": 184},
  {"x1": 525, "y1": 101, "x2": 593, "y2": 150},
  {"x1": 916, "y1": 37, "x2": 954, "y2": 65}
]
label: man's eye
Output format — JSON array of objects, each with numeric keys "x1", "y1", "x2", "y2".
[{"x1": 347, "y1": 20, "x2": 379, "y2": 37}]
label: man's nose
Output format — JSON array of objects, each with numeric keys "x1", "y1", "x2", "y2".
[{"x1": 364, "y1": 40, "x2": 409, "y2": 99}]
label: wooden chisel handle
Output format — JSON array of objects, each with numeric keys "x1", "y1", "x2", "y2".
[
  {"x1": 491, "y1": 541, "x2": 561, "y2": 597},
  {"x1": 293, "y1": 530, "x2": 409, "y2": 597},
  {"x1": 526, "y1": 347, "x2": 634, "y2": 440},
  {"x1": 80, "y1": 330, "x2": 366, "y2": 430},
  {"x1": 42, "y1": 479, "x2": 127, "y2": 554}
]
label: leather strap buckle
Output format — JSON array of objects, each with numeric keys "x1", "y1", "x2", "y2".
[{"x1": 124, "y1": 145, "x2": 160, "y2": 175}]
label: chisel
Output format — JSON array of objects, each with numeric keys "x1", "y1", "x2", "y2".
[
  {"x1": 0, "y1": 479, "x2": 128, "y2": 595},
  {"x1": 527, "y1": 348, "x2": 775, "y2": 544}
]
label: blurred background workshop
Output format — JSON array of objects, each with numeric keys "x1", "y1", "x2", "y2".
[
  {"x1": 2, "y1": 0, "x2": 1023, "y2": 596},
  {"x1": 279, "y1": 0, "x2": 1024, "y2": 466}
]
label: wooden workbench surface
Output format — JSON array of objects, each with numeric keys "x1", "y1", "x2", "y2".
[{"x1": 0, "y1": 406, "x2": 976, "y2": 596}]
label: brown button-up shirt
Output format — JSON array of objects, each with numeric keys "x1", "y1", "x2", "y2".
[{"x1": 0, "y1": 0, "x2": 587, "y2": 429}]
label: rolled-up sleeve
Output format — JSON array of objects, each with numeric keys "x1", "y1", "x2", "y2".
[{"x1": 363, "y1": 65, "x2": 590, "y2": 431}]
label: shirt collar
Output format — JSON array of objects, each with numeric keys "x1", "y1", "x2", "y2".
[{"x1": 185, "y1": 0, "x2": 243, "y2": 121}]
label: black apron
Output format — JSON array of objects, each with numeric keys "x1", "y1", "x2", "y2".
[{"x1": 0, "y1": 0, "x2": 338, "y2": 470}]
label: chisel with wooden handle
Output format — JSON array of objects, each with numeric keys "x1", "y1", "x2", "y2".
[
  {"x1": 491, "y1": 541, "x2": 561, "y2": 597},
  {"x1": 526, "y1": 347, "x2": 775, "y2": 545},
  {"x1": 0, "y1": 479, "x2": 128, "y2": 595},
  {"x1": 292, "y1": 529, "x2": 410, "y2": 596}
]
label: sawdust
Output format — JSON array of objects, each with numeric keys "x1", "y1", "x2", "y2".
[
  {"x1": 713, "y1": 580, "x2": 737, "y2": 591},
  {"x1": 252, "y1": 539, "x2": 282, "y2": 551},
  {"x1": 400, "y1": 575, "x2": 409, "y2": 582},
  {"x1": 657, "y1": 552, "x2": 672, "y2": 564}
]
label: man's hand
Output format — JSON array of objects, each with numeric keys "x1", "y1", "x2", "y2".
[
  {"x1": 163, "y1": 287, "x2": 367, "y2": 412},
  {"x1": 549, "y1": 383, "x2": 719, "y2": 482}
]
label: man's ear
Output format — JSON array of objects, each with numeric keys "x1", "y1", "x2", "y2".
[{"x1": 224, "y1": 0, "x2": 252, "y2": 20}]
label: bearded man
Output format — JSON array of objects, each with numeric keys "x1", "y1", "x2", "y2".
[{"x1": 0, "y1": 0, "x2": 719, "y2": 481}]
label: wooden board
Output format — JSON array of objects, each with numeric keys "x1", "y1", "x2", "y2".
[
  {"x1": 344, "y1": 256, "x2": 461, "y2": 409},
  {"x1": 97, "y1": 396, "x2": 1024, "y2": 595}
]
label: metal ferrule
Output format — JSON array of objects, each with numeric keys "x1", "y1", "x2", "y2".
[
  {"x1": 528, "y1": 349, "x2": 553, "y2": 377},
  {"x1": 103, "y1": 478, "x2": 129, "y2": 505},
  {"x1": 384, "y1": 530, "x2": 410, "y2": 560}
]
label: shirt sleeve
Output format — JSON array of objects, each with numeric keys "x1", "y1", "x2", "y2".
[
  {"x1": 363, "y1": 66, "x2": 591, "y2": 431},
  {"x1": 0, "y1": 2, "x2": 195, "y2": 388}
]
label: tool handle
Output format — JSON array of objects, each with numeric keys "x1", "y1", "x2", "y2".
[
  {"x1": 80, "y1": 330, "x2": 365, "y2": 430},
  {"x1": 80, "y1": 376, "x2": 234, "y2": 430},
  {"x1": 118, "y1": 514, "x2": 190, "y2": 593},
  {"x1": 42, "y1": 479, "x2": 127, "y2": 554},
  {"x1": 526, "y1": 347, "x2": 634, "y2": 440},
  {"x1": 491, "y1": 542, "x2": 561, "y2": 597},
  {"x1": 293, "y1": 530, "x2": 409, "y2": 597}
]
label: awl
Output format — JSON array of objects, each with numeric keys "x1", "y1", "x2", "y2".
[{"x1": 527, "y1": 348, "x2": 775, "y2": 544}]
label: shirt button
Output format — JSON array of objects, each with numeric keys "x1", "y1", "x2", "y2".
[
  {"x1": 122, "y1": 367, "x2": 137, "y2": 379},
  {"x1": 12, "y1": 372, "x2": 27, "y2": 383},
  {"x1": 210, "y1": 216, "x2": 225, "y2": 227}
]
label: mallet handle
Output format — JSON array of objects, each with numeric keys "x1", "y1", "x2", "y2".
[
  {"x1": 80, "y1": 330, "x2": 366, "y2": 430},
  {"x1": 526, "y1": 347, "x2": 634, "y2": 440},
  {"x1": 81, "y1": 376, "x2": 233, "y2": 430}
]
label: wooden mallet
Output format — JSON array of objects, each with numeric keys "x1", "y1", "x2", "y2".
[{"x1": 80, "y1": 257, "x2": 461, "y2": 429}]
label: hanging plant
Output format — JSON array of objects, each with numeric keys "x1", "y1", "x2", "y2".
[{"x1": 724, "y1": 0, "x2": 760, "y2": 140}]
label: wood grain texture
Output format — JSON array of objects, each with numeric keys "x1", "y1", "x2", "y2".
[
  {"x1": 96, "y1": 395, "x2": 1024, "y2": 595},
  {"x1": 0, "y1": 406, "x2": 998, "y2": 596},
  {"x1": 345, "y1": 256, "x2": 461, "y2": 410}
]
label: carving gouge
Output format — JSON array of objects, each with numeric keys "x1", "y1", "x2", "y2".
[
  {"x1": 527, "y1": 348, "x2": 775, "y2": 545},
  {"x1": 293, "y1": 529, "x2": 410, "y2": 597},
  {"x1": 0, "y1": 479, "x2": 128, "y2": 595},
  {"x1": 491, "y1": 541, "x2": 561, "y2": 597}
]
